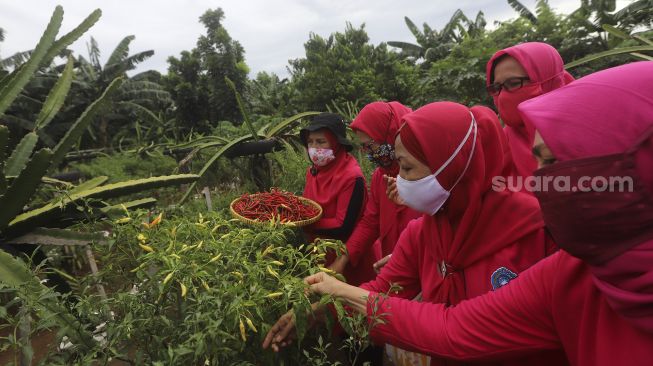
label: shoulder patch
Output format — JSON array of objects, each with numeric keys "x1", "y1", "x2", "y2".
[{"x1": 490, "y1": 267, "x2": 518, "y2": 290}]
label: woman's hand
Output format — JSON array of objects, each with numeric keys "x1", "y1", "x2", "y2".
[
  {"x1": 305, "y1": 271, "x2": 348, "y2": 297},
  {"x1": 305, "y1": 272, "x2": 371, "y2": 313},
  {"x1": 384, "y1": 175, "x2": 405, "y2": 206},
  {"x1": 328, "y1": 254, "x2": 349, "y2": 275},
  {"x1": 373, "y1": 254, "x2": 392, "y2": 274},
  {"x1": 262, "y1": 310, "x2": 296, "y2": 352}
]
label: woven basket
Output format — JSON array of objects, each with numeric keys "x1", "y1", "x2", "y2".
[{"x1": 230, "y1": 194, "x2": 323, "y2": 228}]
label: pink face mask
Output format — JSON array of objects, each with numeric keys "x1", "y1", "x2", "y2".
[
  {"x1": 497, "y1": 83, "x2": 543, "y2": 127},
  {"x1": 308, "y1": 147, "x2": 336, "y2": 167}
]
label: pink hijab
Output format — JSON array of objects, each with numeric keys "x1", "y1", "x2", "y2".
[
  {"x1": 518, "y1": 61, "x2": 653, "y2": 333},
  {"x1": 350, "y1": 101, "x2": 412, "y2": 176},
  {"x1": 486, "y1": 42, "x2": 574, "y2": 179}
]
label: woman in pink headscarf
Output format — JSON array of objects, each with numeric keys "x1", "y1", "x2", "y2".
[
  {"x1": 298, "y1": 62, "x2": 653, "y2": 366},
  {"x1": 486, "y1": 42, "x2": 574, "y2": 182},
  {"x1": 328, "y1": 102, "x2": 422, "y2": 278}
]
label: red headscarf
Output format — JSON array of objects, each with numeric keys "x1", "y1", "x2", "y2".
[
  {"x1": 351, "y1": 101, "x2": 412, "y2": 176},
  {"x1": 519, "y1": 61, "x2": 653, "y2": 333},
  {"x1": 486, "y1": 42, "x2": 574, "y2": 179},
  {"x1": 351, "y1": 101, "x2": 412, "y2": 145},
  {"x1": 398, "y1": 101, "x2": 545, "y2": 304}
]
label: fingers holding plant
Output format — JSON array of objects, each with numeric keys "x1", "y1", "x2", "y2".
[{"x1": 262, "y1": 310, "x2": 297, "y2": 352}]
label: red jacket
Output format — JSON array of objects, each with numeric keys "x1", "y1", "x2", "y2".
[
  {"x1": 366, "y1": 250, "x2": 653, "y2": 366},
  {"x1": 303, "y1": 150, "x2": 372, "y2": 285},
  {"x1": 346, "y1": 169, "x2": 422, "y2": 266}
]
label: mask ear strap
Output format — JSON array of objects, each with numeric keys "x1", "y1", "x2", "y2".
[
  {"x1": 434, "y1": 112, "x2": 477, "y2": 176},
  {"x1": 450, "y1": 114, "x2": 478, "y2": 190}
]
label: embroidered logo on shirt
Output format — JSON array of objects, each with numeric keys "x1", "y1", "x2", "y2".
[{"x1": 490, "y1": 267, "x2": 518, "y2": 290}]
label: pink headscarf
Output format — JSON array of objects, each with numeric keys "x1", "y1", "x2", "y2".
[
  {"x1": 486, "y1": 42, "x2": 574, "y2": 179},
  {"x1": 351, "y1": 101, "x2": 412, "y2": 145},
  {"x1": 518, "y1": 61, "x2": 653, "y2": 333}
]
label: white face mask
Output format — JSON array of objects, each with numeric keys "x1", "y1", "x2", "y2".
[
  {"x1": 397, "y1": 113, "x2": 478, "y2": 215},
  {"x1": 308, "y1": 147, "x2": 336, "y2": 167}
]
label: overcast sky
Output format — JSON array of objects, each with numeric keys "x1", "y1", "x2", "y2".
[{"x1": 0, "y1": 0, "x2": 630, "y2": 78}]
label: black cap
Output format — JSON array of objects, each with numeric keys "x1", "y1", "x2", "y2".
[{"x1": 300, "y1": 113, "x2": 353, "y2": 151}]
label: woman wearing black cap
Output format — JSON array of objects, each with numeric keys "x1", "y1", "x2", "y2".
[{"x1": 300, "y1": 113, "x2": 375, "y2": 286}]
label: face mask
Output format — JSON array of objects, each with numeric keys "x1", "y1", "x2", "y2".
[
  {"x1": 397, "y1": 113, "x2": 478, "y2": 215},
  {"x1": 533, "y1": 127, "x2": 653, "y2": 265},
  {"x1": 497, "y1": 83, "x2": 542, "y2": 127},
  {"x1": 366, "y1": 143, "x2": 395, "y2": 168},
  {"x1": 308, "y1": 147, "x2": 336, "y2": 167}
]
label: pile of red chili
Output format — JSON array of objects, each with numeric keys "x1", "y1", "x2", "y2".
[{"x1": 232, "y1": 188, "x2": 320, "y2": 223}]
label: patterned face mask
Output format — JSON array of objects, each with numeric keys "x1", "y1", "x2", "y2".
[
  {"x1": 365, "y1": 143, "x2": 396, "y2": 168},
  {"x1": 308, "y1": 147, "x2": 336, "y2": 167}
]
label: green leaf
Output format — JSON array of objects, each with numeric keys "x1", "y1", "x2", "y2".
[
  {"x1": 100, "y1": 197, "x2": 157, "y2": 219},
  {"x1": 565, "y1": 45, "x2": 653, "y2": 68},
  {"x1": 0, "y1": 125, "x2": 8, "y2": 163},
  {"x1": 0, "y1": 125, "x2": 9, "y2": 195},
  {"x1": 104, "y1": 35, "x2": 134, "y2": 70},
  {"x1": 507, "y1": 0, "x2": 538, "y2": 24},
  {"x1": 225, "y1": 76, "x2": 259, "y2": 141},
  {"x1": 41, "y1": 9, "x2": 102, "y2": 69},
  {"x1": 50, "y1": 77, "x2": 124, "y2": 169},
  {"x1": 0, "y1": 148, "x2": 53, "y2": 231},
  {"x1": 0, "y1": 250, "x2": 94, "y2": 349},
  {"x1": 630, "y1": 52, "x2": 653, "y2": 61},
  {"x1": 34, "y1": 55, "x2": 74, "y2": 130},
  {"x1": 6, "y1": 227, "x2": 108, "y2": 246},
  {"x1": 602, "y1": 24, "x2": 630, "y2": 40},
  {"x1": 7, "y1": 174, "x2": 198, "y2": 235},
  {"x1": 5, "y1": 132, "x2": 39, "y2": 177},
  {"x1": 0, "y1": 6, "x2": 62, "y2": 116},
  {"x1": 387, "y1": 41, "x2": 423, "y2": 57},
  {"x1": 69, "y1": 176, "x2": 108, "y2": 194},
  {"x1": 178, "y1": 135, "x2": 253, "y2": 204},
  {"x1": 404, "y1": 17, "x2": 424, "y2": 44},
  {"x1": 265, "y1": 111, "x2": 320, "y2": 138},
  {"x1": 633, "y1": 35, "x2": 653, "y2": 47}
]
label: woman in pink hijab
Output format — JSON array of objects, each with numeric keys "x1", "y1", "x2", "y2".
[
  {"x1": 291, "y1": 61, "x2": 653, "y2": 366},
  {"x1": 486, "y1": 42, "x2": 574, "y2": 182},
  {"x1": 328, "y1": 102, "x2": 422, "y2": 277}
]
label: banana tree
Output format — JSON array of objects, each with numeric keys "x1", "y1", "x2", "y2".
[
  {"x1": 388, "y1": 10, "x2": 486, "y2": 64},
  {"x1": 0, "y1": 4, "x2": 199, "y2": 292},
  {"x1": 565, "y1": 28, "x2": 653, "y2": 68}
]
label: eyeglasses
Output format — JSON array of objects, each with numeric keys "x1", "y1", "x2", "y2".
[{"x1": 486, "y1": 77, "x2": 531, "y2": 96}]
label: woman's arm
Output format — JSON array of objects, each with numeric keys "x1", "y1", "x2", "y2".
[
  {"x1": 344, "y1": 172, "x2": 382, "y2": 267},
  {"x1": 311, "y1": 177, "x2": 366, "y2": 240},
  {"x1": 364, "y1": 253, "x2": 562, "y2": 361},
  {"x1": 307, "y1": 254, "x2": 562, "y2": 361}
]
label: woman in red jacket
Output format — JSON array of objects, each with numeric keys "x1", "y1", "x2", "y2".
[
  {"x1": 486, "y1": 42, "x2": 574, "y2": 183},
  {"x1": 300, "y1": 113, "x2": 371, "y2": 286},
  {"x1": 297, "y1": 62, "x2": 653, "y2": 366},
  {"x1": 266, "y1": 102, "x2": 564, "y2": 366},
  {"x1": 328, "y1": 102, "x2": 421, "y2": 277}
]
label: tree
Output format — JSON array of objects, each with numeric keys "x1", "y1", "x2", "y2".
[
  {"x1": 70, "y1": 36, "x2": 170, "y2": 147},
  {"x1": 2, "y1": 34, "x2": 170, "y2": 149},
  {"x1": 165, "y1": 8, "x2": 249, "y2": 133},
  {"x1": 246, "y1": 72, "x2": 297, "y2": 117},
  {"x1": 289, "y1": 23, "x2": 418, "y2": 111},
  {"x1": 388, "y1": 10, "x2": 487, "y2": 65}
]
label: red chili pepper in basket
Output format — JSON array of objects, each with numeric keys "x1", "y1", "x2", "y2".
[{"x1": 233, "y1": 188, "x2": 319, "y2": 222}]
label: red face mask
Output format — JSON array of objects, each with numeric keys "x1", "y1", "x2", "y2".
[
  {"x1": 497, "y1": 83, "x2": 542, "y2": 127},
  {"x1": 533, "y1": 128, "x2": 653, "y2": 265}
]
